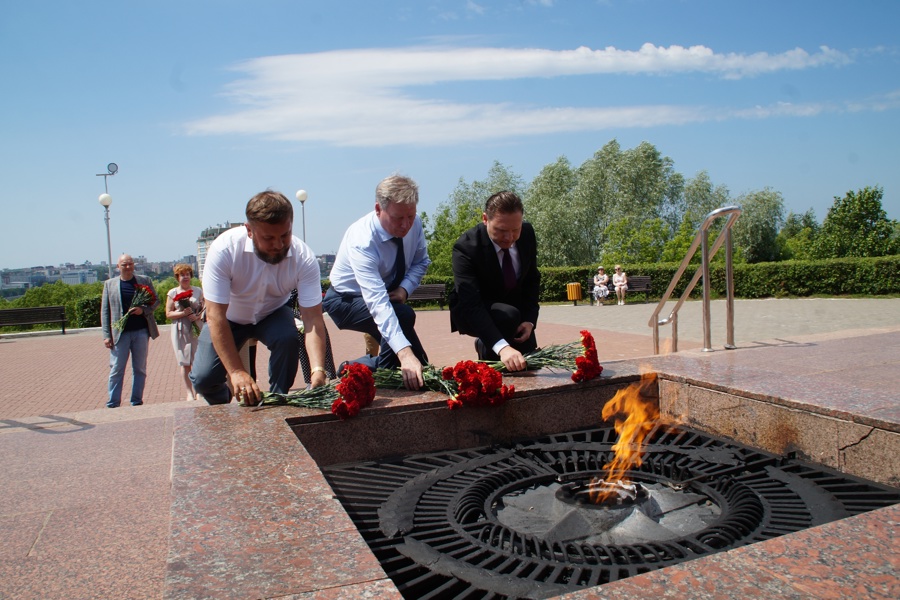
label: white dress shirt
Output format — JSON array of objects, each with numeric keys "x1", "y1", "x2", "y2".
[
  {"x1": 329, "y1": 211, "x2": 431, "y2": 353},
  {"x1": 202, "y1": 226, "x2": 322, "y2": 325},
  {"x1": 489, "y1": 239, "x2": 521, "y2": 355}
]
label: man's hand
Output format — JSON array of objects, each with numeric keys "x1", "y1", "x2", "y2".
[
  {"x1": 512, "y1": 321, "x2": 534, "y2": 344},
  {"x1": 397, "y1": 346, "x2": 424, "y2": 390},
  {"x1": 103, "y1": 338, "x2": 114, "y2": 349},
  {"x1": 498, "y1": 346, "x2": 527, "y2": 372},
  {"x1": 229, "y1": 369, "x2": 260, "y2": 406},
  {"x1": 388, "y1": 287, "x2": 409, "y2": 303},
  {"x1": 309, "y1": 370, "x2": 328, "y2": 389}
]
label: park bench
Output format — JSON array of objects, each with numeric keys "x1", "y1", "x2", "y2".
[
  {"x1": 586, "y1": 275, "x2": 653, "y2": 304},
  {"x1": 0, "y1": 305, "x2": 68, "y2": 334},
  {"x1": 407, "y1": 283, "x2": 447, "y2": 310}
]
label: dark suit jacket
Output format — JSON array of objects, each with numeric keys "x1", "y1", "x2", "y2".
[{"x1": 449, "y1": 222, "x2": 540, "y2": 348}]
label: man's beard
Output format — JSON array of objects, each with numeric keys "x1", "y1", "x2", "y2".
[{"x1": 252, "y1": 239, "x2": 289, "y2": 265}]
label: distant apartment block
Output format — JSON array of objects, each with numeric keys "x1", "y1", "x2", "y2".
[
  {"x1": 197, "y1": 222, "x2": 242, "y2": 279},
  {"x1": 196, "y1": 223, "x2": 330, "y2": 280},
  {"x1": 60, "y1": 270, "x2": 98, "y2": 285}
]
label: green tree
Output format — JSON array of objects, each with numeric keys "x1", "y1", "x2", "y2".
[
  {"x1": 523, "y1": 157, "x2": 581, "y2": 266},
  {"x1": 812, "y1": 186, "x2": 899, "y2": 258},
  {"x1": 662, "y1": 171, "x2": 732, "y2": 264},
  {"x1": 601, "y1": 217, "x2": 670, "y2": 266},
  {"x1": 527, "y1": 140, "x2": 684, "y2": 266},
  {"x1": 732, "y1": 188, "x2": 785, "y2": 263},
  {"x1": 426, "y1": 161, "x2": 524, "y2": 276},
  {"x1": 776, "y1": 209, "x2": 819, "y2": 260}
]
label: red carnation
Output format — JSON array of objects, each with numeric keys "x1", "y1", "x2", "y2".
[{"x1": 572, "y1": 330, "x2": 603, "y2": 382}]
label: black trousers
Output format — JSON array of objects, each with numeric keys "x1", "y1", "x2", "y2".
[
  {"x1": 322, "y1": 287, "x2": 428, "y2": 368},
  {"x1": 475, "y1": 302, "x2": 537, "y2": 361}
]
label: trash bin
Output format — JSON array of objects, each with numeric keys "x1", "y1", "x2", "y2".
[{"x1": 566, "y1": 282, "x2": 582, "y2": 306}]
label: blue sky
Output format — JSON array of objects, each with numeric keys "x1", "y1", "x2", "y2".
[{"x1": 1, "y1": 0, "x2": 898, "y2": 270}]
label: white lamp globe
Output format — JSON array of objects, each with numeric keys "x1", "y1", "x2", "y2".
[
  {"x1": 295, "y1": 189, "x2": 308, "y2": 203},
  {"x1": 98, "y1": 193, "x2": 112, "y2": 207}
]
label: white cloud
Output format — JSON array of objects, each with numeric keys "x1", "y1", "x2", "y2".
[
  {"x1": 185, "y1": 44, "x2": 854, "y2": 147},
  {"x1": 466, "y1": 1, "x2": 486, "y2": 16}
]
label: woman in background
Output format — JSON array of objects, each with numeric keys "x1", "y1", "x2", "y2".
[
  {"x1": 165, "y1": 263, "x2": 204, "y2": 401},
  {"x1": 613, "y1": 265, "x2": 628, "y2": 305},
  {"x1": 592, "y1": 266, "x2": 609, "y2": 306}
]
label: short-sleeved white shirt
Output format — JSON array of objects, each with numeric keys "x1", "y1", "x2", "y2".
[{"x1": 202, "y1": 226, "x2": 322, "y2": 325}]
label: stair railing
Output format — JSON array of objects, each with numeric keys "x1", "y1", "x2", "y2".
[{"x1": 649, "y1": 206, "x2": 742, "y2": 354}]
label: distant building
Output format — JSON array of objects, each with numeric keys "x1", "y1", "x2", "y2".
[
  {"x1": 60, "y1": 270, "x2": 98, "y2": 285},
  {"x1": 195, "y1": 223, "x2": 329, "y2": 281},
  {"x1": 317, "y1": 253, "x2": 336, "y2": 276},
  {"x1": 197, "y1": 222, "x2": 242, "y2": 279}
]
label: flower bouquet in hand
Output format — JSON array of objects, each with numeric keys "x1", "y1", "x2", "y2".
[
  {"x1": 259, "y1": 363, "x2": 376, "y2": 420},
  {"x1": 112, "y1": 283, "x2": 157, "y2": 332},
  {"x1": 173, "y1": 289, "x2": 201, "y2": 336}
]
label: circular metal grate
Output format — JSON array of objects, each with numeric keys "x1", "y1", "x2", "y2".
[{"x1": 323, "y1": 425, "x2": 900, "y2": 599}]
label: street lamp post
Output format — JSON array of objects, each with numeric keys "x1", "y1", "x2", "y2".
[
  {"x1": 96, "y1": 163, "x2": 118, "y2": 278},
  {"x1": 295, "y1": 189, "x2": 308, "y2": 242},
  {"x1": 98, "y1": 194, "x2": 113, "y2": 278}
]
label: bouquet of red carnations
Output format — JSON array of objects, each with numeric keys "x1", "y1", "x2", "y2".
[
  {"x1": 112, "y1": 283, "x2": 157, "y2": 332},
  {"x1": 257, "y1": 332, "x2": 602, "y2": 419},
  {"x1": 173, "y1": 289, "x2": 201, "y2": 337},
  {"x1": 259, "y1": 362, "x2": 376, "y2": 420}
]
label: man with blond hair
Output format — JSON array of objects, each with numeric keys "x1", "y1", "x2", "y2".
[{"x1": 323, "y1": 175, "x2": 431, "y2": 390}]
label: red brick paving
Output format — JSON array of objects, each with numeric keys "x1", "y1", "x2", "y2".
[{"x1": 0, "y1": 310, "x2": 655, "y2": 419}]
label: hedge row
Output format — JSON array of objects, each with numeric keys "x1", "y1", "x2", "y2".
[
  {"x1": 536, "y1": 255, "x2": 900, "y2": 302},
  {"x1": 3, "y1": 256, "x2": 897, "y2": 334}
]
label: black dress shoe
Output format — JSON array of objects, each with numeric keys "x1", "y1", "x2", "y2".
[{"x1": 474, "y1": 338, "x2": 488, "y2": 360}]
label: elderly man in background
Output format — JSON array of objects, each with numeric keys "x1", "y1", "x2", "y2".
[
  {"x1": 190, "y1": 190, "x2": 328, "y2": 406},
  {"x1": 101, "y1": 254, "x2": 160, "y2": 408}
]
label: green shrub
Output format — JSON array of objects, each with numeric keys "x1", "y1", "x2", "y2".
[
  {"x1": 75, "y1": 296, "x2": 102, "y2": 328},
  {"x1": 536, "y1": 255, "x2": 900, "y2": 302}
]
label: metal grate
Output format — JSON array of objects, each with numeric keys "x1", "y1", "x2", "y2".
[{"x1": 323, "y1": 425, "x2": 900, "y2": 600}]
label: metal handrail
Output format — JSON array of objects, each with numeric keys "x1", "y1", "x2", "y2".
[{"x1": 649, "y1": 206, "x2": 742, "y2": 354}]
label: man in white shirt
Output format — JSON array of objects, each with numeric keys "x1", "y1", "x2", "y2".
[
  {"x1": 190, "y1": 190, "x2": 329, "y2": 405},
  {"x1": 323, "y1": 175, "x2": 431, "y2": 390}
]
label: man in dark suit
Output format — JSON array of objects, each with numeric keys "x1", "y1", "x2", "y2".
[{"x1": 449, "y1": 191, "x2": 540, "y2": 372}]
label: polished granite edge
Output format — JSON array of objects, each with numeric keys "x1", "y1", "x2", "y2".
[
  {"x1": 165, "y1": 334, "x2": 899, "y2": 599},
  {"x1": 558, "y1": 503, "x2": 900, "y2": 600},
  {"x1": 165, "y1": 404, "x2": 394, "y2": 599},
  {"x1": 646, "y1": 353, "x2": 900, "y2": 433}
]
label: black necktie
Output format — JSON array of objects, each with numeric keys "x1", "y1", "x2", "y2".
[
  {"x1": 387, "y1": 237, "x2": 405, "y2": 291},
  {"x1": 502, "y1": 248, "x2": 517, "y2": 291}
]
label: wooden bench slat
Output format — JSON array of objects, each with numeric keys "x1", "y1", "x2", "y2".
[
  {"x1": 586, "y1": 276, "x2": 652, "y2": 303},
  {"x1": 406, "y1": 284, "x2": 446, "y2": 310},
  {"x1": 0, "y1": 306, "x2": 67, "y2": 334}
]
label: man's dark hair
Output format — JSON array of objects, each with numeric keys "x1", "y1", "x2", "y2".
[
  {"x1": 246, "y1": 190, "x2": 293, "y2": 224},
  {"x1": 484, "y1": 190, "x2": 524, "y2": 219}
]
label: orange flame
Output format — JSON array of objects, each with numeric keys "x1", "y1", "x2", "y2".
[{"x1": 591, "y1": 371, "x2": 660, "y2": 503}]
